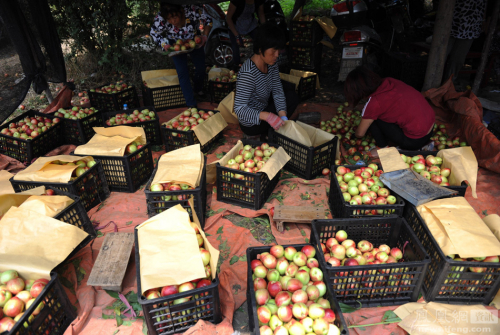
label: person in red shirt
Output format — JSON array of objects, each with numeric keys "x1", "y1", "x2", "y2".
[{"x1": 344, "y1": 66, "x2": 435, "y2": 151}]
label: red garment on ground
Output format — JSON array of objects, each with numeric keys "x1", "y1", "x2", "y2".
[{"x1": 362, "y1": 78, "x2": 435, "y2": 139}]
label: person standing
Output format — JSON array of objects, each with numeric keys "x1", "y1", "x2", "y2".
[
  {"x1": 226, "y1": 0, "x2": 266, "y2": 67},
  {"x1": 150, "y1": 3, "x2": 212, "y2": 107}
]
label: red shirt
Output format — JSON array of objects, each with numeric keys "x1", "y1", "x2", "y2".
[{"x1": 362, "y1": 78, "x2": 435, "y2": 139}]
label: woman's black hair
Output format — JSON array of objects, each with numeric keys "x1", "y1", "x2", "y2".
[
  {"x1": 344, "y1": 65, "x2": 383, "y2": 106},
  {"x1": 160, "y1": 2, "x2": 184, "y2": 19},
  {"x1": 253, "y1": 22, "x2": 286, "y2": 55}
]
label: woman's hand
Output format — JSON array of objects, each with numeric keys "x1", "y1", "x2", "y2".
[{"x1": 266, "y1": 113, "x2": 285, "y2": 130}]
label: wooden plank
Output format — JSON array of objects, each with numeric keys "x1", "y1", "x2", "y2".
[
  {"x1": 87, "y1": 233, "x2": 134, "y2": 292},
  {"x1": 273, "y1": 205, "x2": 327, "y2": 232}
]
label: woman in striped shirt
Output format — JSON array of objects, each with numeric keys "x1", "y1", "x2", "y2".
[{"x1": 234, "y1": 23, "x2": 298, "y2": 137}]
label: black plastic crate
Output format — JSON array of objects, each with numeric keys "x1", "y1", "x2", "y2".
[
  {"x1": 403, "y1": 204, "x2": 500, "y2": 305},
  {"x1": 268, "y1": 129, "x2": 337, "y2": 180},
  {"x1": 73, "y1": 144, "x2": 154, "y2": 193},
  {"x1": 61, "y1": 110, "x2": 102, "y2": 145},
  {"x1": 297, "y1": 72, "x2": 318, "y2": 100},
  {"x1": 329, "y1": 164, "x2": 405, "y2": 218},
  {"x1": 88, "y1": 85, "x2": 139, "y2": 112},
  {"x1": 102, "y1": 107, "x2": 162, "y2": 145},
  {"x1": 289, "y1": 44, "x2": 323, "y2": 72},
  {"x1": 0, "y1": 110, "x2": 63, "y2": 165},
  {"x1": 208, "y1": 80, "x2": 236, "y2": 103},
  {"x1": 290, "y1": 20, "x2": 324, "y2": 46},
  {"x1": 398, "y1": 149, "x2": 468, "y2": 197},
  {"x1": 246, "y1": 244, "x2": 348, "y2": 335},
  {"x1": 216, "y1": 139, "x2": 281, "y2": 210},
  {"x1": 161, "y1": 110, "x2": 224, "y2": 153},
  {"x1": 10, "y1": 159, "x2": 110, "y2": 212},
  {"x1": 134, "y1": 230, "x2": 221, "y2": 335},
  {"x1": 142, "y1": 83, "x2": 185, "y2": 111},
  {"x1": 145, "y1": 156, "x2": 207, "y2": 228},
  {"x1": 3, "y1": 273, "x2": 77, "y2": 335},
  {"x1": 382, "y1": 52, "x2": 428, "y2": 90},
  {"x1": 311, "y1": 216, "x2": 431, "y2": 306}
]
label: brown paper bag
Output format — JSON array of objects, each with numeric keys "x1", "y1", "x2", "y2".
[
  {"x1": 277, "y1": 121, "x2": 313, "y2": 146},
  {"x1": 378, "y1": 147, "x2": 409, "y2": 172},
  {"x1": 19, "y1": 186, "x2": 46, "y2": 195},
  {"x1": 152, "y1": 145, "x2": 204, "y2": 188},
  {"x1": 193, "y1": 112, "x2": 227, "y2": 146},
  {"x1": 0, "y1": 170, "x2": 15, "y2": 195},
  {"x1": 290, "y1": 69, "x2": 321, "y2": 89},
  {"x1": 0, "y1": 194, "x2": 33, "y2": 217},
  {"x1": 74, "y1": 126, "x2": 146, "y2": 156},
  {"x1": 295, "y1": 121, "x2": 340, "y2": 160},
  {"x1": 18, "y1": 195, "x2": 74, "y2": 218},
  {"x1": 137, "y1": 204, "x2": 207, "y2": 293},
  {"x1": 280, "y1": 73, "x2": 302, "y2": 90},
  {"x1": 437, "y1": 147, "x2": 478, "y2": 198},
  {"x1": 217, "y1": 91, "x2": 239, "y2": 124},
  {"x1": 0, "y1": 206, "x2": 88, "y2": 280},
  {"x1": 13, "y1": 155, "x2": 94, "y2": 183},
  {"x1": 315, "y1": 17, "x2": 337, "y2": 39},
  {"x1": 141, "y1": 69, "x2": 179, "y2": 88},
  {"x1": 417, "y1": 197, "x2": 500, "y2": 258},
  {"x1": 483, "y1": 214, "x2": 500, "y2": 243},
  {"x1": 208, "y1": 67, "x2": 230, "y2": 81}
]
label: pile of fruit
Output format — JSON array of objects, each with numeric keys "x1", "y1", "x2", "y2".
[
  {"x1": 319, "y1": 230, "x2": 403, "y2": 267},
  {"x1": 224, "y1": 144, "x2": 277, "y2": 174},
  {"x1": 49, "y1": 159, "x2": 97, "y2": 181},
  {"x1": 446, "y1": 255, "x2": 500, "y2": 274},
  {"x1": 150, "y1": 181, "x2": 195, "y2": 193},
  {"x1": 163, "y1": 36, "x2": 203, "y2": 54},
  {"x1": 105, "y1": 109, "x2": 156, "y2": 126},
  {"x1": 164, "y1": 108, "x2": 215, "y2": 133},
  {"x1": 90, "y1": 81, "x2": 131, "y2": 94},
  {"x1": 209, "y1": 70, "x2": 237, "y2": 84},
  {"x1": 430, "y1": 124, "x2": 467, "y2": 150},
  {"x1": 54, "y1": 107, "x2": 98, "y2": 120},
  {"x1": 401, "y1": 154, "x2": 452, "y2": 186},
  {"x1": 251, "y1": 245, "x2": 341, "y2": 335},
  {"x1": 1, "y1": 115, "x2": 59, "y2": 140},
  {"x1": 0, "y1": 270, "x2": 48, "y2": 332},
  {"x1": 296, "y1": 15, "x2": 316, "y2": 22},
  {"x1": 335, "y1": 165, "x2": 398, "y2": 212},
  {"x1": 125, "y1": 141, "x2": 143, "y2": 155}
]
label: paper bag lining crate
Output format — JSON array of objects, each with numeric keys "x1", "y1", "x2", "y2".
[
  {"x1": 311, "y1": 217, "x2": 431, "y2": 306},
  {"x1": 7, "y1": 272, "x2": 77, "y2": 335},
  {"x1": 134, "y1": 231, "x2": 221, "y2": 335},
  {"x1": 246, "y1": 244, "x2": 348, "y2": 334},
  {"x1": 161, "y1": 110, "x2": 224, "y2": 153},
  {"x1": 289, "y1": 44, "x2": 323, "y2": 72},
  {"x1": 329, "y1": 164, "x2": 405, "y2": 218},
  {"x1": 63, "y1": 110, "x2": 103, "y2": 145},
  {"x1": 398, "y1": 150, "x2": 468, "y2": 197},
  {"x1": 216, "y1": 139, "x2": 281, "y2": 210},
  {"x1": 145, "y1": 156, "x2": 207, "y2": 228},
  {"x1": 72, "y1": 144, "x2": 154, "y2": 193},
  {"x1": 10, "y1": 159, "x2": 110, "y2": 212},
  {"x1": 102, "y1": 106, "x2": 162, "y2": 145},
  {"x1": 142, "y1": 83, "x2": 185, "y2": 111},
  {"x1": 88, "y1": 85, "x2": 139, "y2": 112},
  {"x1": 403, "y1": 205, "x2": 500, "y2": 305},
  {"x1": 268, "y1": 129, "x2": 337, "y2": 180},
  {"x1": 290, "y1": 20, "x2": 324, "y2": 46},
  {"x1": 0, "y1": 110, "x2": 63, "y2": 165},
  {"x1": 208, "y1": 81, "x2": 236, "y2": 103}
]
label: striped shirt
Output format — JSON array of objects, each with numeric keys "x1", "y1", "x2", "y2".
[{"x1": 234, "y1": 59, "x2": 287, "y2": 126}]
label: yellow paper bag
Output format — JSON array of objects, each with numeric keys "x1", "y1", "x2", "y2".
[
  {"x1": 193, "y1": 112, "x2": 228, "y2": 146},
  {"x1": 277, "y1": 121, "x2": 313, "y2": 147},
  {"x1": 0, "y1": 206, "x2": 88, "y2": 280},
  {"x1": 0, "y1": 170, "x2": 15, "y2": 195},
  {"x1": 0, "y1": 194, "x2": 32, "y2": 217},
  {"x1": 378, "y1": 147, "x2": 408, "y2": 172},
  {"x1": 290, "y1": 69, "x2": 321, "y2": 89},
  {"x1": 217, "y1": 91, "x2": 239, "y2": 124},
  {"x1": 437, "y1": 147, "x2": 478, "y2": 198},
  {"x1": 296, "y1": 121, "x2": 340, "y2": 160},
  {"x1": 137, "y1": 205, "x2": 206, "y2": 293},
  {"x1": 141, "y1": 69, "x2": 179, "y2": 89},
  {"x1": 74, "y1": 126, "x2": 146, "y2": 156},
  {"x1": 417, "y1": 197, "x2": 500, "y2": 258},
  {"x1": 483, "y1": 214, "x2": 500, "y2": 243},
  {"x1": 315, "y1": 17, "x2": 337, "y2": 39},
  {"x1": 152, "y1": 145, "x2": 204, "y2": 188},
  {"x1": 18, "y1": 195, "x2": 74, "y2": 218},
  {"x1": 13, "y1": 155, "x2": 94, "y2": 183}
]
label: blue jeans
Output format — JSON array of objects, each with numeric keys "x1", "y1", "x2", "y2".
[
  {"x1": 229, "y1": 29, "x2": 256, "y2": 66},
  {"x1": 171, "y1": 47, "x2": 206, "y2": 107}
]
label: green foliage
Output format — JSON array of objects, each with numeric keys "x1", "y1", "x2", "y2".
[{"x1": 278, "y1": 0, "x2": 331, "y2": 18}]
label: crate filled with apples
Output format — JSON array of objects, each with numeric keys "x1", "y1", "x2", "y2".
[
  {"x1": 10, "y1": 157, "x2": 110, "y2": 212},
  {"x1": 246, "y1": 244, "x2": 347, "y2": 335},
  {"x1": 135, "y1": 220, "x2": 221, "y2": 334},
  {"x1": 162, "y1": 108, "x2": 224, "y2": 153},
  {"x1": 399, "y1": 151, "x2": 468, "y2": 197},
  {"x1": 73, "y1": 140, "x2": 154, "y2": 193},
  {"x1": 0, "y1": 271, "x2": 76, "y2": 334},
  {"x1": 311, "y1": 216, "x2": 431, "y2": 306},
  {"x1": 430, "y1": 124, "x2": 468, "y2": 150},
  {"x1": 208, "y1": 70, "x2": 237, "y2": 103},
  {"x1": 103, "y1": 107, "x2": 162, "y2": 145},
  {"x1": 163, "y1": 35, "x2": 204, "y2": 55},
  {"x1": 216, "y1": 140, "x2": 284, "y2": 210},
  {"x1": 145, "y1": 156, "x2": 207, "y2": 227},
  {"x1": 54, "y1": 107, "x2": 102, "y2": 145},
  {"x1": 0, "y1": 110, "x2": 63, "y2": 165},
  {"x1": 403, "y1": 205, "x2": 500, "y2": 304},
  {"x1": 290, "y1": 15, "x2": 324, "y2": 45},
  {"x1": 330, "y1": 164, "x2": 405, "y2": 218},
  {"x1": 289, "y1": 44, "x2": 322, "y2": 71},
  {"x1": 88, "y1": 81, "x2": 139, "y2": 112}
]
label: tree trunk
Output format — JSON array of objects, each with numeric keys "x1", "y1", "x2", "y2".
[
  {"x1": 422, "y1": 0, "x2": 456, "y2": 91},
  {"x1": 472, "y1": 0, "x2": 500, "y2": 94}
]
